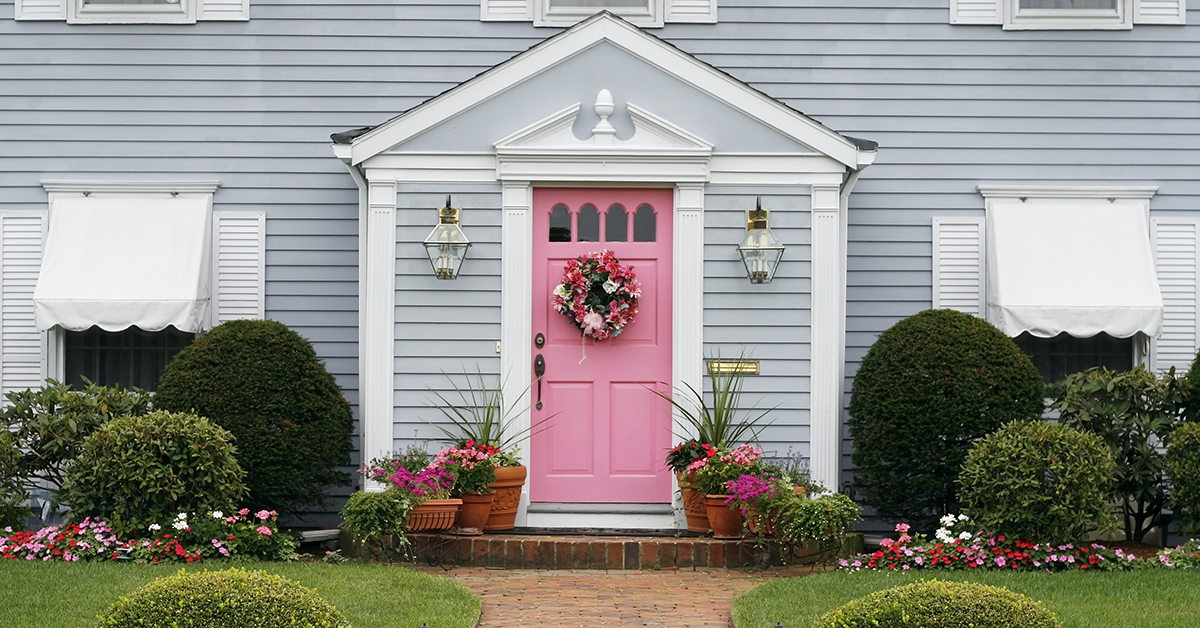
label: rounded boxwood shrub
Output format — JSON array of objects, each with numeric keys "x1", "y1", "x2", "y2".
[
  {"x1": 154, "y1": 319, "x2": 354, "y2": 516},
  {"x1": 97, "y1": 568, "x2": 351, "y2": 628},
  {"x1": 812, "y1": 579, "x2": 1061, "y2": 628},
  {"x1": 1167, "y1": 421, "x2": 1200, "y2": 535},
  {"x1": 848, "y1": 309, "x2": 1044, "y2": 531},
  {"x1": 958, "y1": 420, "x2": 1116, "y2": 542},
  {"x1": 60, "y1": 410, "x2": 246, "y2": 536}
]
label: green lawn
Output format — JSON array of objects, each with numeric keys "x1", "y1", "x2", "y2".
[
  {"x1": 0, "y1": 560, "x2": 480, "y2": 628},
  {"x1": 733, "y1": 569, "x2": 1200, "y2": 628}
]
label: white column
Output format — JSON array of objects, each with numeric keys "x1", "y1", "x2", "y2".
[
  {"x1": 499, "y1": 182, "x2": 533, "y2": 523},
  {"x1": 809, "y1": 184, "x2": 845, "y2": 491},
  {"x1": 361, "y1": 177, "x2": 397, "y2": 491},
  {"x1": 673, "y1": 183, "x2": 705, "y2": 428}
]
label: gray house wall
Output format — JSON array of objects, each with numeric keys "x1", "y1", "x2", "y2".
[{"x1": 3, "y1": 0, "x2": 1196, "y2": 501}]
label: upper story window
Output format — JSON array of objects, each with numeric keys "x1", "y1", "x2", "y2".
[
  {"x1": 481, "y1": 0, "x2": 716, "y2": 27},
  {"x1": 948, "y1": 0, "x2": 1184, "y2": 29},
  {"x1": 15, "y1": 0, "x2": 249, "y2": 23}
]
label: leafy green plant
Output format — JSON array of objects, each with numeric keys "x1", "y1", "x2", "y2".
[
  {"x1": 0, "y1": 431, "x2": 31, "y2": 529},
  {"x1": 0, "y1": 379, "x2": 151, "y2": 496},
  {"x1": 1050, "y1": 366, "x2": 1186, "y2": 542},
  {"x1": 958, "y1": 420, "x2": 1117, "y2": 543},
  {"x1": 849, "y1": 309, "x2": 1044, "y2": 532},
  {"x1": 812, "y1": 579, "x2": 1062, "y2": 628},
  {"x1": 426, "y1": 367, "x2": 549, "y2": 463},
  {"x1": 654, "y1": 354, "x2": 772, "y2": 450},
  {"x1": 154, "y1": 319, "x2": 354, "y2": 517},
  {"x1": 1165, "y1": 421, "x2": 1200, "y2": 535},
  {"x1": 769, "y1": 491, "x2": 862, "y2": 559},
  {"x1": 97, "y1": 568, "x2": 351, "y2": 628},
  {"x1": 339, "y1": 489, "x2": 415, "y2": 562},
  {"x1": 59, "y1": 411, "x2": 246, "y2": 537}
]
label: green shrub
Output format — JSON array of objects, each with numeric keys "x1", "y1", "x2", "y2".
[
  {"x1": 769, "y1": 492, "x2": 861, "y2": 553},
  {"x1": 97, "y1": 568, "x2": 351, "y2": 628},
  {"x1": 958, "y1": 420, "x2": 1116, "y2": 542},
  {"x1": 339, "y1": 489, "x2": 414, "y2": 561},
  {"x1": 812, "y1": 579, "x2": 1062, "y2": 628},
  {"x1": 154, "y1": 319, "x2": 354, "y2": 517},
  {"x1": 1166, "y1": 421, "x2": 1200, "y2": 535},
  {"x1": 0, "y1": 431, "x2": 31, "y2": 528},
  {"x1": 1051, "y1": 366, "x2": 1186, "y2": 542},
  {"x1": 848, "y1": 309, "x2": 1044, "y2": 531},
  {"x1": 60, "y1": 411, "x2": 246, "y2": 536},
  {"x1": 1, "y1": 379, "x2": 151, "y2": 494}
]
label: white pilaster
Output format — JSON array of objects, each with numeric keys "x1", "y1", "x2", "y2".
[
  {"x1": 362, "y1": 177, "x2": 398, "y2": 491},
  {"x1": 673, "y1": 183, "x2": 705, "y2": 419},
  {"x1": 500, "y1": 181, "x2": 534, "y2": 524},
  {"x1": 809, "y1": 184, "x2": 844, "y2": 491}
]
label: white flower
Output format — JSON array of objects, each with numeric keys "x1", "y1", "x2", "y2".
[
  {"x1": 211, "y1": 511, "x2": 224, "y2": 519},
  {"x1": 602, "y1": 279, "x2": 619, "y2": 294},
  {"x1": 935, "y1": 529, "x2": 953, "y2": 542},
  {"x1": 958, "y1": 531, "x2": 973, "y2": 540},
  {"x1": 554, "y1": 284, "x2": 572, "y2": 299},
  {"x1": 175, "y1": 512, "x2": 188, "y2": 520},
  {"x1": 172, "y1": 520, "x2": 189, "y2": 531},
  {"x1": 940, "y1": 514, "x2": 956, "y2": 527},
  {"x1": 147, "y1": 523, "x2": 161, "y2": 532}
]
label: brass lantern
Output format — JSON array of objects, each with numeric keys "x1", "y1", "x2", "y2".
[
  {"x1": 423, "y1": 196, "x2": 471, "y2": 280},
  {"x1": 737, "y1": 198, "x2": 785, "y2": 284}
]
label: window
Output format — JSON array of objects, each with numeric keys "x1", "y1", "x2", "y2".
[
  {"x1": 64, "y1": 325, "x2": 194, "y2": 391},
  {"x1": 1014, "y1": 331, "x2": 1135, "y2": 383},
  {"x1": 480, "y1": 0, "x2": 716, "y2": 27},
  {"x1": 540, "y1": 0, "x2": 658, "y2": 26},
  {"x1": 15, "y1": 0, "x2": 249, "y2": 23},
  {"x1": 1007, "y1": 0, "x2": 1131, "y2": 29}
]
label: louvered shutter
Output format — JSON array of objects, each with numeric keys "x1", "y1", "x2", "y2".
[
  {"x1": 481, "y1": 0, "x2": 532, "y2": 20},
  {"x1": 1151, "y1": 218, "x2": 1199, "y2": 373},
  {"x1": 950, "y1": 0, "x2": 1002, "y2": 24},
  {"x1": 1135, "y1": 0, "x2": 1186, "y2": 24},
  {"x1": 666, "y1": 0, "x2": 716, "y2": 23},
  {"x1": 0, "y1": 212, "x2": 47, "y2": 400},
  {"x1": 198, "y1": 0, "x2": 249, "y2": 20},
  {"x1": 932, "y1": 217, "x2": 986, "y2": 316},
  {"x1": 211, "y1": 211, "x2": 265, "y2": 325},
  {"x1": 14, "y1": 0, "x2": 66, "y2": 20}
]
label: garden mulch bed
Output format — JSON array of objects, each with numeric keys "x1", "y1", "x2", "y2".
[{"x1": 1100, "y1": 540, "x2": 1163, "y2": 560}]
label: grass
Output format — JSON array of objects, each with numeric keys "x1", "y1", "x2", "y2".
[
  {"x1": 733, "y1": 569, "x2": 1200, "y2": 628},
  {"x1": 0, "y1": 560, "x2": 480, "y2": 628}
]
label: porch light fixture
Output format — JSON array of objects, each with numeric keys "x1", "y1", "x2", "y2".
[
  {"x1": 423, "y1": 195, "x2": 471, "y2": 280},
  {"x1": 737, "y1": 197, "x2": 785, "y2": 284}
]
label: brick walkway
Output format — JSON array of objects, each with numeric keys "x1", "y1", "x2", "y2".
[{"x1": 415, "y1": 566, "x2": 816, "y2": 628}]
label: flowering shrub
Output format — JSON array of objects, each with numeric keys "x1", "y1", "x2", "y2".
[
  {"x1": 0, "y1": 509, "x2": 296, "y2": 564},
  {"x1": 694, "y1": 445, "x2": 764, "y2": 495},
  {"x1": 839, "y1": 519, "x2": 1137, "y2": 573},
  {"x1": 665, "y1": 439, "x2": 717, "y2": 474},
  {"x1": 434, "y1": 441, "x2": 498, "y2": 495},
  {"x1": 1153, "y1": 539, "x2": 1200, "y2": 569},
  {"x1": 362, "y1": 446, "x2": 455, "y2": 504},
  {"x1": 723, "y1": 473, "x2": 779, "y2": 514},
  {"x1": 553, "y1": 249, "x2": 640, "y2": 341}
]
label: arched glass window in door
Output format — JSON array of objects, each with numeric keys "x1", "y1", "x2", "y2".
[
  {"x1": 633, "y1": 204, "x2": 656, "y2": 242},
  {"x1": 549, "y1": 204, "x2": 571, "y2": 242},
  {"x1": 578, "y1": 204, "x2": 600, "y2": 242},
  {"x1": 605, "y1": 204, "x2": 628, "y2": 242}
]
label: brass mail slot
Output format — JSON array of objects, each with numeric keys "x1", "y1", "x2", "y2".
[{"x1": 706, "y1": 360, "x2": 760, "y2": 376}]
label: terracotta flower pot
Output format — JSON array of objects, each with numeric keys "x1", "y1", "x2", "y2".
[
  {"x1": 456, "y1": 492, "x2": 495, "y2": 536},
  {"x1": 704, "y1": 494, "x2": 745, "y2": 539},
  {"x1": 746, "y1": 507, "x2": 775, "y2": 537},
  {"x1": 406, "y1": 498, "x2": 462, "y2": 532},
  {"x1": 677, "y1": 470, "x2": 711, "y2": 533},
  {"x1": 485, "y1": 465, "x2": 527, "y2": 531}
]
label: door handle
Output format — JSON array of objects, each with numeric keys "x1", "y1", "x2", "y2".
[{"x1": 534, "y1": 354, "x2": 546, "y2": 410}]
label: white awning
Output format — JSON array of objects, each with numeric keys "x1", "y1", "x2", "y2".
[
  {"x1": 986, "y1": 198, "x2": 1162, "y2": 339},
  {"x1": 34, "y1": 197, "x2": 211, "y2": 333}
]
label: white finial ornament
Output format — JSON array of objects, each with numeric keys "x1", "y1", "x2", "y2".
[{"x1": 591, "y1": 89, "x2": 616, "y2": 146}]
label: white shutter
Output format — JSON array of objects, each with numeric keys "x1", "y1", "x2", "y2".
[
  {"x1": 666, "y1": 0, "x2": 716, "y2": 23},
  {"x1": 1151, "y1": 218, "x2": 1199, "y2": 373},
  {"x1": 932, "y1": 217, "x2": 986, "y2": 316},
  {"x1": 950, "y1": 0, "x2": 1002, "y2": 24},
  {"x1": 14, "y1": 0, "x2": 67, "y2": 20},
  {"x1": 212, "y1": 211, "x2": 265, "y2": 325},
  {"x1": 1, "y1": 212, "x2": 47, "y2": 399},
  {"x1": 1135, "y1": 0, "x2": 1186, "y2": 24},
  {"x1": 198, "y1": 0, "x2": 249, "y2": 21},
  {"x1": 481, "y1": 0, "x2": 532, "y2": 21}
]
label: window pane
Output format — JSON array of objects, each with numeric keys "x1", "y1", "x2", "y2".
[
  {"x1": 84, "y1": 0, "x2": 177, "y2": 4},
  {"x1": 1013, "y1": 332, "x2": 1134, "y2": 384},
  {"x1": 578, "y1": 204, "x2": 600, "y2": 242},
  {"x1": 549, "y1": 204, "x2": 571, "y2": 242},
  {"x1": 605, "y1": 204, "x2": 628, "y2": 242},
  {"x1": 1019, "y1": 0, "x2": 1117, "y2": 8},
  {"x1": 633, "y1": 204, "x2": 656, "y2": 242},
  {"x1": 549, "y1": 0, "x2": 650, "y2": 7},
  {"x1": 64, "y1": 326, "x2": 195, "y2": 391}
]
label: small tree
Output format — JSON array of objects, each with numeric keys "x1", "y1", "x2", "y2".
[
  {"x1": 154, "y1": 320, "x2": 354, "y2": 518},
  {"x1": 848, "y1": 309, "x2": 1044, "y2": 531}
]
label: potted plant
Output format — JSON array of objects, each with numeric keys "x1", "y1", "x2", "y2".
[
  {"x1": 433, "y1": 442, "x2": 498, "y2": 535},
  {"x1": 655, "y1": 356, "x2": 772, "y2": 533},
  {"x1": 692, "y1": 444, "x2": 765, "y2": 539},
  {"x1": 360, "y1": 445, "x2": 461, "y2": 533}
]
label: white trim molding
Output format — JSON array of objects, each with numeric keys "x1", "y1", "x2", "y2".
[
  {"x1": 361, "y1": 178, "x2": 399, "y2": 491},
  {"x1": 808, "y1": 184, "x2": 844, "y2": 491}
]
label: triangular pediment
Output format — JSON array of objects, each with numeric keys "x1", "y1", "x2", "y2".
[{"x1": 344, "y1": 12, "x2": 873, "y2": 169}]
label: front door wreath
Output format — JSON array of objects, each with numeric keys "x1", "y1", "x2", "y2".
[{"x1": 552, "y1": 249, "x2": 640, "y2": 341}]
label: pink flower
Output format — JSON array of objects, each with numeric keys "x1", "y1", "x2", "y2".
[
  {"x1": 255, "y1": 510, "x2": 272, "y2": 521},
  {"x1": 256, "y1": 526, "x2": 273, "y2": 536},
  {"x1": 238, "y1": 508, "x2": 250, "y2": 516}
]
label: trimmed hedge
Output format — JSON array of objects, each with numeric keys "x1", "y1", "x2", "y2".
[
  {"x1": 958, "y1": 420, "x2": 1116, "y2": 542},
  {"x1": 154, "y1": 319, "x2": 354, "y2": 516},
  {"x1": 812, "y1": 579, "x2": 1062, "y2": 628},
  {"x1": 1167, "y1": 421, "x2": 1200, "y2": 535},
  {"x1": 848, "y1": 309, "x2": 1044, "y2": 531},
  {"x1": 0, "y1": 431, "x2": 30, "y2": 528},
  {"x1": 60, "y1": 411, "x2": 246, "y2": 537},
  {"x1": 97, "y1": 568, "x2": 351, "y2": 628}
]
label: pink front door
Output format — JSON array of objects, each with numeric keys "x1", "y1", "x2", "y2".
[{"x1": 530, "y1": 188, "x2": 674, "y2": 503}]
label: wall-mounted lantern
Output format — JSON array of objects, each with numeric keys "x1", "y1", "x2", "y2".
[
  {"x1": 737, "y1": 197, "x2": 784, "y2": 284},
  {"x1": 423, "y1": 195, "x2": 471, "y2": 280}
]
